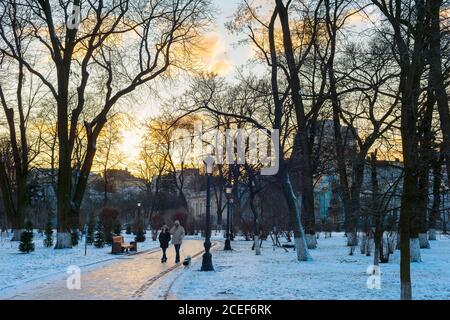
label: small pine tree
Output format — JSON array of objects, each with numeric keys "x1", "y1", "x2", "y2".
[
  {"x1": 86, "y1": 215, "x2": 95, "y2": 245},
  {"x1": 113, "y1": 220, "x2": 122, "y2": 236},
  {"x1": 125, "y1": 224, "x2": 132, "y2": 235},
  {"x1": 19, "y1": 221, "x2": 35, "y2": 253},
  {"x1": 94, "y1": 220, "x2": 105, "y2": 248},
  {"x1": 71, "y1": 229, "x2": 80, "y2": 247},
  {"x1": 44, "y1": 222, "x2": 53, "y2": 247},
  {"x1": 104, "y1": 223, "x2": 113, "y2": 245},
  {"x1": 135, "y1": 227, "x2": 146, "y2": 243}
]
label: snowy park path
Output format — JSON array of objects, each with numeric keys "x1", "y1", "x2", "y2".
[{"x1": 5, "y1": 240, "x2": 206, "y2": 300}]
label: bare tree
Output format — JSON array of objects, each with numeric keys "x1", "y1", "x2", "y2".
[
  {"x1": 94, "y1": 114, "x2": 125, "y2": 206},
  {"x1": 429, "y1": 0, "x2": 450, "y2": 186},
  {"x1": 137, "y1": 119, "x2": 170, "y2": 226},
  {"x1": 429, "y1": 149, "x2": 443, "y2": 240},
  {"x1": 371, "y1": 0, "x2": 429, "y2": 300},
  {"x1": 0, "y1": 0, "x2": 212, "y2": 248},
  {"x1": 0, "y1": 1, "x2": 44, "y2": 239}
]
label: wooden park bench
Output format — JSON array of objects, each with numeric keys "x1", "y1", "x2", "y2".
[{"x1": 112, "y1": 236, "x2": 137, "y2": 254}]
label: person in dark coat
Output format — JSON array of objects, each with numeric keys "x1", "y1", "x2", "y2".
[{"x1": 158, "y1": 225, "x2": 171, "y2": 263}]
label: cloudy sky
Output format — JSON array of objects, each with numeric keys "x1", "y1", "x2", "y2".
[
  {"x1": 118, "y1": 0, "x2": 250, "y2": 166},
  {"x1": 117, "y1": 0, "x2": 374, "y2": 167}
]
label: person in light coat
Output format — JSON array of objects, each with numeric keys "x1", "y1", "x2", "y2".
[{"x1": 170, "y1": 220, "x2": 185, "y2": 263}]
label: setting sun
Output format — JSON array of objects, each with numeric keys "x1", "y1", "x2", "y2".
[{"x1": 119, "y1": 129, "x2": 143, "y2": 166}]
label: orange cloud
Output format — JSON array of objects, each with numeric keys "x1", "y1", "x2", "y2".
[{"x1": 192, "y1": 32, "x2": 233, "y2": 75}]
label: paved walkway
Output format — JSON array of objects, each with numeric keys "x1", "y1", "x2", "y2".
[{"x1": 7, "y1": 240, "x2": 206, "y2": 300}]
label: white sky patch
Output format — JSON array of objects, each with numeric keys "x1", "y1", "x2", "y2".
[{"x1": 119, "y1": 128, "x2": 143, "y2": 164}]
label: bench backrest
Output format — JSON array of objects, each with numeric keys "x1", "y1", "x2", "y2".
[{"x1": 112, "y1": 236, "x2": 124, "y2": 244}]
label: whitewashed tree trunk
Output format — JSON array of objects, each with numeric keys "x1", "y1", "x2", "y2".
[
  {"x1": 55, "y1": 232, "x2": 72, "y2": 249},
  {"x1": 254, "y1": 236, "x2": 261, "y2": 255},
  {"x1": 305, "y1": 234, "x2": 317, "y2": 249},
  {"x1": 295, "y1": 237, "x2": 312, "y2": 261},
  {"x1": 374, "y1": 240, "x2": 380, "y2": 267},
  {"x1": 349, "y1": 245, "x2": 356, "y2": 255},
  {"x1": 410, "y1": 238, "x2": 422, "y2": 262},
  {"x1": 388, "y1": 233, "x2": 396, "y2": 254},
  {"x1": 396, "y1": 232, "x2": 401, "y2": 250},
  {"x1": 401, "y1": 282, "x2": 412, "y2": 300},
  {"x1": 347, "y1": 232, "x2": 358, "y2": 246},
  {"x1": 360, "y1": 234, "x2": 367, "y2": 255},
  {"x1": 428, "y1": 229, "x2": 437, "y2": 241},
  {"x1": 418, "y1": 233, "x2": 430, "y2": 248},
  {"x1": 382, "y1": 236, "x2": 389, "y2": 258},
  {"x1": 366, "y1": 238, "x2": 374, "y2": 256},
  {"x1": 11, "y1": 229, "x2": 24, "y2": 241}
]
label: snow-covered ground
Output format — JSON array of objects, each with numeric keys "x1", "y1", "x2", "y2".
[
  {"x1": 2, "y1": 231, "x2": 449, "y2": 300},
  {"x1": 0, "y1": 231, "x2": 161, "y2": 297},
  {"x1": 162, "y1": 233, "x2": 450, "y2": 300}
]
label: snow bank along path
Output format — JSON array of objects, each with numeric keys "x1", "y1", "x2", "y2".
[{"x1": 1, "y1": 238, "x2": 205, "y2": 300}]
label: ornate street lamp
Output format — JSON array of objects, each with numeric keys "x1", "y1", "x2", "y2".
[
  {"x1": 224, "y1": 183, "x2": 233, "y2": 251},
  {"x1": 201, "y1": 155, "x2": 215, "y2": 271}
]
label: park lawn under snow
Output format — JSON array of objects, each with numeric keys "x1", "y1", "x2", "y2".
[
  {"x1": 0, "y1": 231, "x2": 161, "y2": 297},
  {"x1": 165, "y1": 233, "x2": 450, "y2": 300}
]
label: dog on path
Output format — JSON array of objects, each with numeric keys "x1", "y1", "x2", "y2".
[{"x1": 182, "y1": 256, "x2": 192, "y2": 268}]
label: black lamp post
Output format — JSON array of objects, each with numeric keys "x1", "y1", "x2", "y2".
[
  {"x1": 230, "y1": 195, "x2": 235, "y2": 241},
  {"x1": 135, "y1": 202, "x2": 145, "y2": 242},
  {"x1": 137, "y1": 202, "x2": 142, "y2": 226},
  {"x1": 201, "y1": 155, "x2": 215, "y2": 271},
  {"x1": 224, "y1": 183, "x2": 233, "y2": 251}
]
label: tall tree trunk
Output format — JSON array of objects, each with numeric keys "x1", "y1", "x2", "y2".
[
  {"x1": 429, "y1": 151, "x2": 442, "y2": 240},
  {"x1": 371, "y1": 152, "x2": 382, "y2": 266},
  {"x1": 280, "y1": 168, "x2": 312, "y2": 261},
  {"x1": 394, "y1": 0, "x2": 426, "y2": 299},
  {"x1": 249, "y1": 188, "x2": 261, "y2": 256},
  {"x1": 417, "y1": 86, "x2": 435, "y2": 249},
  {"x1": 0, "y1": 160, "x2": 22, "y2": 240},
  {"x1": 429, "y1": 0, "x2": 450, "y2": 186},
  {"x1": 267, "y1": 5, "x2": 311, "y2": 261},
  {"x1": 326, "y1": 0, "x2": 383, "y2": 250},
  {"x1": 417, "y1": 171, "x2": 430, "y2": 249},
  {"x1": 11, "y1": 175, "x2": 27, "y2": 241},
  {"x1": 70, "y1": 123, "x2": 105, "y2": 235},
  {"x1": 55, "y1": 147, "x2": 73, "y2": 248},
  {"x1": 103, "y1": 168, "x2": 108, "y2": 206},
  {"x1": 347, "y1": 157, "x2": 366, "y2": 247},
  {"x1": 54, "y1": 28, "x2": 76, "y2": 248},
  {"x1": 0, "y1": 69, "x2": 29, "y2": 241},
  {"x1": 277, "y1": 0, "x2": 316, "y2": 247},
  {"x1": 371, "y1": 0, "x2": 429, "y2": 298}
]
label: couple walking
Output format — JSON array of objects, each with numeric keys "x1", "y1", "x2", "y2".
[{"x1": 158, "y1": 220, "x2": 185, "y2": 263}]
